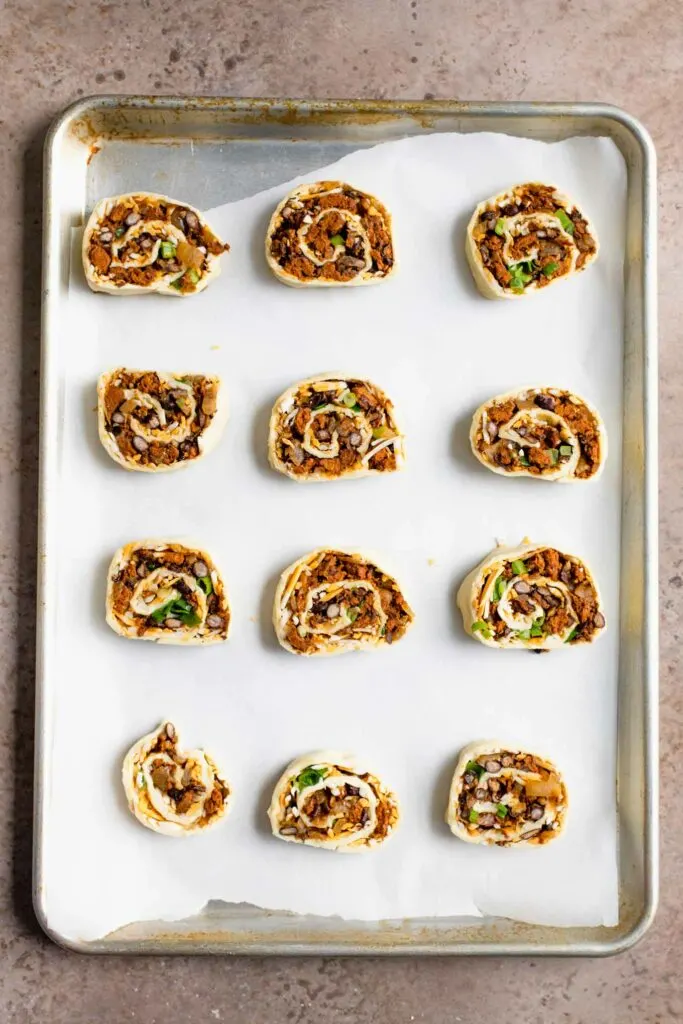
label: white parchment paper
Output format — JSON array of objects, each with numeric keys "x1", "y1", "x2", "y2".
[{"x1": 42, "y1": 132, "x2": 626, "y2": 942}]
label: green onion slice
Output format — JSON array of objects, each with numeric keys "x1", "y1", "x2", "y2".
[
  {"x1": 496, "y1": 803, "x2": 508, "y2": 819},
  {"x1": 347, "y1": 607, "x2": 360, "y2": 623},
  {"x1": 530, "y1": 621, "x2": 543, "y2": 638},
  {"x1": 295, "y1": 766, "x2": 327, "y2": 789},
  {"x1": 555, "y1": 208, "x2": 574, "y2": 234},
  {"x1": 565, "y1": 626, "x2": 580, "y2": 643},
  {"x1": 516, "y1": 628, "x2": 531, "y2": 640}
]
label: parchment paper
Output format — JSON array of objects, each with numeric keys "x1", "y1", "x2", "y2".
[{"x1": 42, "y1": 132, "x2": 626, "y2": 941}]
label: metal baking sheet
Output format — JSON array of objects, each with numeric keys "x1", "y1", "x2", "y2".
[{"x1": 35, "y1": 97, "x2": 658, "y2": 955}]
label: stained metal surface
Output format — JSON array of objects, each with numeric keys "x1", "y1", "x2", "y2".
[{"x1": 36, "y1": 97, "x2": 658, "y2": 955}]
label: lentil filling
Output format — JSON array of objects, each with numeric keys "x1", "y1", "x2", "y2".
[
  {"x1": 110, "y1": 544, "x2": 228, "y2": 638},
  {"x1": 474, "y1": 388, "x2": 601, "y2": 479},
  {"x1": 101, "y1": 370, "x2": 219, "y2": 468},
  {"x1": 276, "y1": 762, "x2": 399, "y2": 846},
  {"x1": 282, "y1": 551, "x2": 413, "y2": 654},
  {"x1": 269, "y1": 182, "x2": 394, "y2": 283},
  {"x1": 473, "y1": 546, "x2": 604, "y2": 646},
  {"x1": 472, "y1": 183, "x2": 597, "y2": 292},
  {"x1": 87, "y1": 195, "x2": 228, "y2": 293},
  {"x1": 273, "y1": 377, "x2": 401, "y2": 477},
  {"x1": 456, "y1": 749, "x2": 565, "y2": 845}
]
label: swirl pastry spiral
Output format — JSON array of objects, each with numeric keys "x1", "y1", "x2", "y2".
[
  {"x1": 265, "y1": 180, "x2": 396, "y2": 287},
  {"x1": 457, "y1": 541, "x2": 605, "y2": 650},
  {"x1": 268, "y1": 751, "x2": 400, "y2": 852},
  {"x1": 83, "y1": 192, "x2": 229, "y2": 295},
  {"x1": 273, "y1": 548, "x2": 414, "y2": 656},
  {"x1": 470, "y1": 386, "x2": 606, "y2": 481},
  {"x1": 106, "y1": 540, "x2": 230, "y2": 645},
  {"x1": 268, "y1": 374, "x2": 404, "y2": 481},
  {"x1": 122, "y1": 721, "x2": 231, "y2": 836},
  {"x1": 466, "y1": 182, "x2": 598, "y2": 299},
  {"x1": 98, "y1": 368, "x2": 226, "y2": 472},
  {"x1": 446, "y1": 741, "x2": 567, "y2": 846}
]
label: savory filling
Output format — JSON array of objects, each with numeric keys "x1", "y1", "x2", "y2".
[
  {"x1": 110, "y1": 545, "x2": 228, "y2": 637},
  {"x1": 282, "y1": 551, "x2": 413, "y2": 654},
  {"x1": 102, "y1": 370, "x2": 219, "y2": 467},
  {"x1": 472, "y1": 547, "x2": 605, "y2": 646},
  {"x1": 474, "y1": 388, "x2": 601, "y2": 479},
  {"x1": 269, "y1": 183, "x2": 394, "y2": 282},
  {"x1": 457, "y1": 750, "x2": 565, "y2": 844},
  {"x1": 133, "y1": 723, "x2": 227, "y2": 828},
  {"x1": 87, "y1": 196, "x2": 228, "y2": 293},
  {"x1": 276, "y1": 762, "x2": 398, "y2": 845},
  {"x1": 472, "y1": 183, "x2": 597, "y2": 292},
  {"x1": 274, "y1": 378, "x2": 400, "y2": 476}
]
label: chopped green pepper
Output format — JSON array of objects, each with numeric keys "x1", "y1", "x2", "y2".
[
  {"x1": 329, "y1": 234, "x2": 345, "y2": 246},
  {"x1": 198, "y1": 576, "x2": 213, "y2": 596},
  {"x1": 465, "y1": 760, "x2": 485, "y2": 779},
  {"x1": 295, "y1": 766, "x2": 326, "y2": 789},
  {"x1": 471, "y1": 620, "x2": 493, "y2": 639},
  {"x1": 555, "y1": 208, "x2": 574, "y2": 234},
  {"x1": 469, "y1": 809, "x2": 480, "y2": 824},
  {"x1": 494, "y1": 218, "x2": 506, "y2": 236},
  {"x1": 559, "y1": 444, "x2": 573, "y2": 457},
  {"x1": 185, "y1": 267, "x2": 200, "y2": 285},
  {"x1": 542, "y1": 261, "x2": 559, "y2": 277},
  {"x1": 496, "y1": 803, "x2": 508, "y2": 819},
  {"x1": 511, "y1": 559, "x2": 527, "y2": 576},
  {"x1": 548, "y1": 449, "x2": 560, "y2": 465},
  {"x1": 159, "y1": 241, "x2": 177, "y2": 259}
]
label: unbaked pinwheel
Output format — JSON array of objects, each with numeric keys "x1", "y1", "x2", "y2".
[
  {"x1": 457, "y1": 541, "x2": 605, "y2": 650},
  {"x1": 106, "y1": 540, "x2": 230, "y2": 645},
  {"x1": 273, "y1": 549, "x2": 414, "y2": 656},
  {"x1": 470, "y1": 386, "x2": 606, "y2": 481},
  {"x1": 83, "y1": 192, "x2": 229, "y2": 295},
  {"x1": 268, "y1": 751, "x2": 400, "y2": 851},
  {"x1": 265, "y1": 180, "x2": 396, "y2": 287},
  {"x1": 445, "y1": 741, "x2": 567, "y2": 846},
  {"x1": 122, "y1": 721, "x2": 231, "y2": 836},
  {"x1": 268, "y1": 374, "x2": 404, "y2": 481},
  {"x1": 466, "y1": 182, "x2": 598, "y2": 298},
  {"x1": 98, "y1": 368, "x2": 226, "y2": 471}
]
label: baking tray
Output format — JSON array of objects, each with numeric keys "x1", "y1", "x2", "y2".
[{"x1": 35, "y1": 97, "x2": 658, "y2": 955}]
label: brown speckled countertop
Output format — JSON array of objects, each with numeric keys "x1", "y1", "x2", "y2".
[{"x1": 0, "y1": 0, "x2": 680, "y2": 1020}]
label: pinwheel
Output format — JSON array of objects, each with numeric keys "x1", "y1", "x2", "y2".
[
  {"x1": 98, "y1": 368, "x2": 226, "y2": 471},
  {"x1": 122, "y1": 721, "x2": 231, "y2": 836},
  {"x1": 268, "y1": 751, "x2": 400, "y2": 851},
  {"x1": 457, "y1": 541, "x2": 605, "y2": 649},
  {"x1": 446, "y1": 741, "x2": 568, "y2": 846},
  {"x1": 268, "y1": 374, "x2": 404, "y2": 481},
  {"x1": 265, "y1": 180, "x2": 396, "y2": 287},
  {"x1": 470, "y1": 386, "x2": 606, "y2": 481},
  {"x1": 466, "y1": 182, "x2": 598, "y2": 298},
  {"x1": 83, "y1": 192, "x2": 228, "y2": 295},
  {"x1": 106, "y1": 540, "x2": 230, "y2": 645},
  {"x1": 273, "y1": 548, "x2": 414, "y2": 656}
]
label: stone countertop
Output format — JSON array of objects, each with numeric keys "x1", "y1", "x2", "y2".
[{"x1": 0, "y1": 1, "x2": 680, "y2": 1021}]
